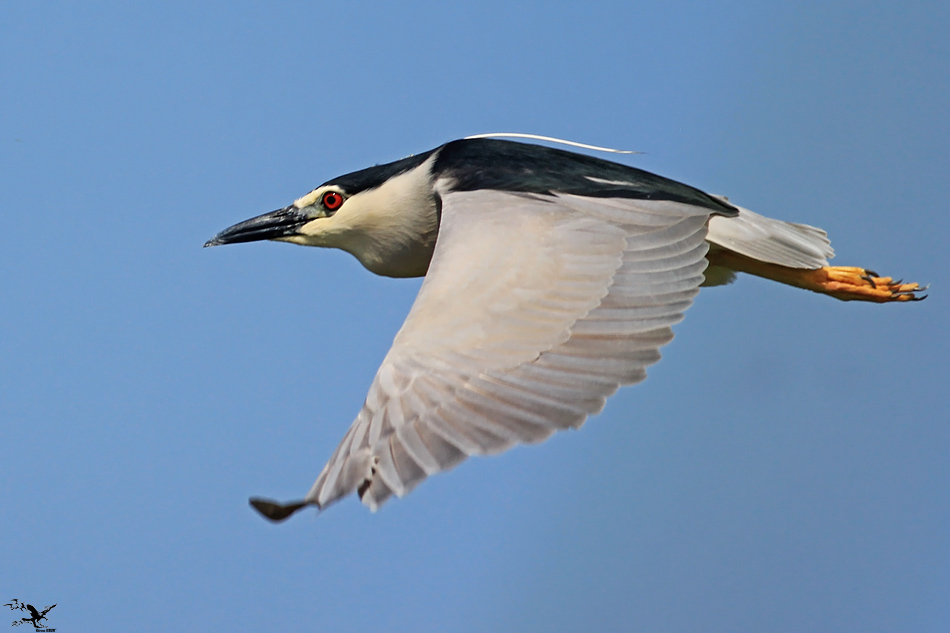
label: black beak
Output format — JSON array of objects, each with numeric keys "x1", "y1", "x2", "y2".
[{"x1": 204, "y1": 205, "x2": 310, "y2": 247}]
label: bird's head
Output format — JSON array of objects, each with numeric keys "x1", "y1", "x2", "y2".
[{"x1": 204, "y1": 149, "x2": 441, "y2": 277}]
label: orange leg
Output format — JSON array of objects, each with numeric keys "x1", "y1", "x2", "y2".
[{"x1": 707, "y1": 250, "x2": 927, "y2": 303}]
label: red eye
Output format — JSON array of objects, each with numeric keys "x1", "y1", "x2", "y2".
[{"x1": 322, "y1": 191, "x2": 343, "y2": 210}]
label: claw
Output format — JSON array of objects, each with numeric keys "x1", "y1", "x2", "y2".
[{"x1": 808, "y1": 266, "x2": 927, "y2": 302}]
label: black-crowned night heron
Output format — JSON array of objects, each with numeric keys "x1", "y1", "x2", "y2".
[{"x1": 206, "y1": 135, "x2": 924, "y2": 522}]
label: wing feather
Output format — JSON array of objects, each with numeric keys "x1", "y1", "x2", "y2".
[{"x1": 307, "y1": 191, "x2": 715, "y2": 510}]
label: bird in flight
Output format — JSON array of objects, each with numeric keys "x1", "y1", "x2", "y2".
[
  {"x1": 206, "y1": 136, "x2": 924, "y2": 522},
  {"x1": 10, "y1": 603, "x2": 55, "y2": 629}
]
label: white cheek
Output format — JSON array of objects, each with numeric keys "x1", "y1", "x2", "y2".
[
  {"x1": 299, "y1": 218, "x2": 323, "y2": 235},
  {"x1": 295, "y1": 215, "x2": 351, "y2": 247},
  {"x1": 276, "y1": 235, "x2": 312, "y2": 245}
]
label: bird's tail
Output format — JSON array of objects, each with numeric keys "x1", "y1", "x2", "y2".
[{"x1": 704, "y1": 202, "x2": 925, "y2": 302}]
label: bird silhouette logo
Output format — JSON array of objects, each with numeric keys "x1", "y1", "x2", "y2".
[{"x1": 4, "y1": 600, "x2": 56, "y2": 630}]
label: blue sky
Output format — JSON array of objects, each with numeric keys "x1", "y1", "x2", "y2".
[{"x1": 2, "y1": 2, "x2": 947, "y2": 632}]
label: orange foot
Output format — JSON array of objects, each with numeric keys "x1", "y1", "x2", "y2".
[
  {"x1": 705, "y1": 250, "x2": 927, "y2": 303},
  {"x1": 799, "y1": 266, "x2": 927, "y2": 302}
]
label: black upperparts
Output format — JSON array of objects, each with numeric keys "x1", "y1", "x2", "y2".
[
  {"x1": 320, "y1": 138, "x2": 737, "y2": 216},
  {"x1": 433, "y1": 138, "x2": 737, "y2": 215},
  {"x1": 321, "y1": 148, "x2": 439, "y2": 195}
]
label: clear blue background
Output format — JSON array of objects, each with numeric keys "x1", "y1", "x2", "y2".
[{"x1": 2, "y1": 2, "x2": 947, "y2": 632}]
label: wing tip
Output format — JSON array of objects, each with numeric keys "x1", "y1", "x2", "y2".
[{"x1": 249, "y1": 497, "x2": 310, "y2": 522}]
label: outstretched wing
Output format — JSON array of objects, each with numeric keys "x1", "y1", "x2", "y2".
[
  {"x1": 307, "y1": 189, "x2": 716, "y2": 510},
  {"x1": 40, "y1": 605, "x2": 55, "y2": 617}
]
